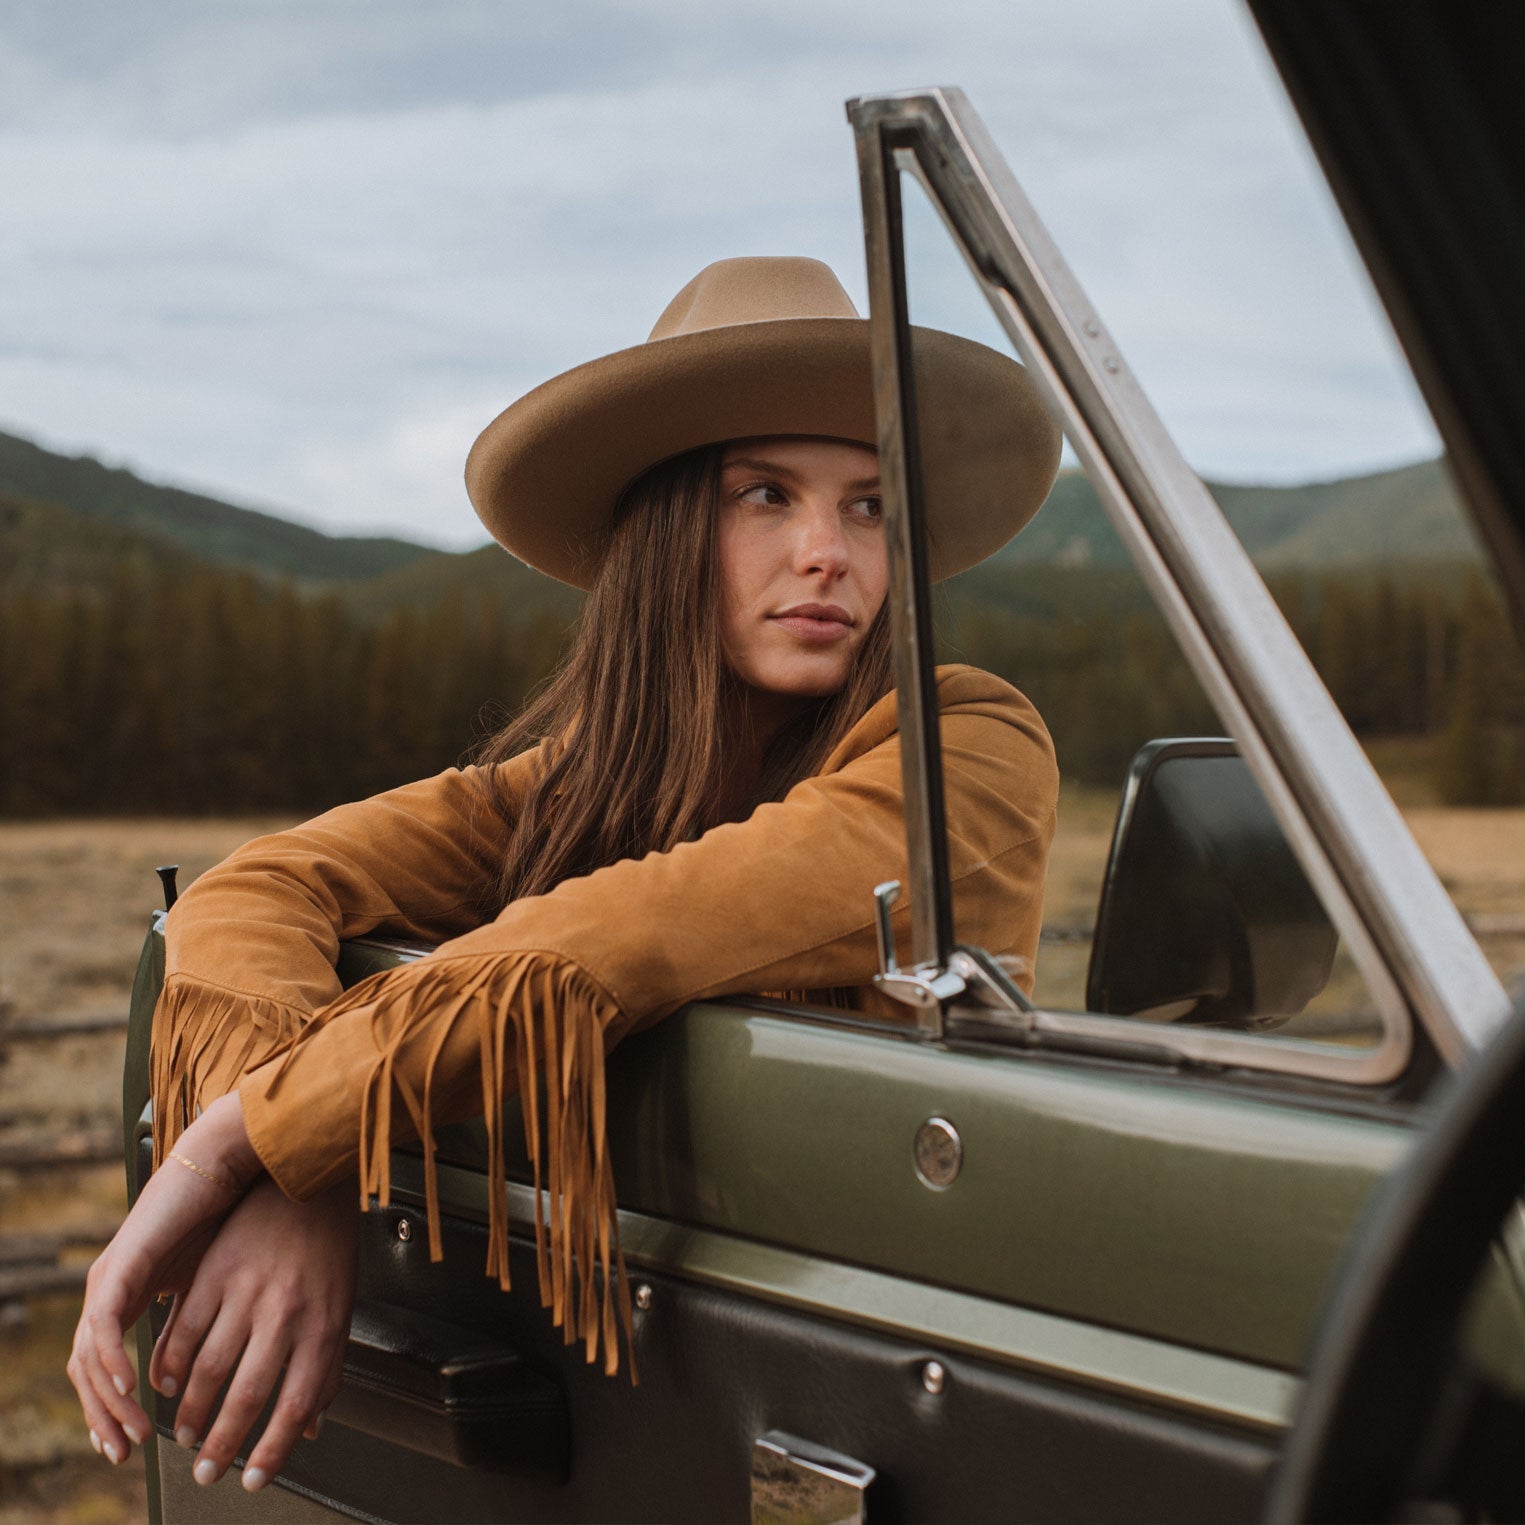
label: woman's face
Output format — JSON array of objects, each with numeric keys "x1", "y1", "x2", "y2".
[{"x1": 716, "y1": 437, "x2": 888, "y2": 703}]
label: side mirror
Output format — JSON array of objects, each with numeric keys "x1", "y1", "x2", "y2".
[{"x1": 1085, "y1": 739, "x2": 1337, "y2": 1028}]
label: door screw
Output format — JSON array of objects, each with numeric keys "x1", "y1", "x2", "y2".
[
  {"x1": 921, "y1": 1360, "x2": 946, "y2": 1395},
  {"x1": 396, "y1": 1218, "x2": 413, "y2": 1243},
  {"x1": 634, "y1": 1283, "x2": 653, "y2": 1311}
]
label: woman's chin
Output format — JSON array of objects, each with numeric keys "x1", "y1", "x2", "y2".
[{"x1": 757, "y1": 666, "x2": 854, "y2": 701}]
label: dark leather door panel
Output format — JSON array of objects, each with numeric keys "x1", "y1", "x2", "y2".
[{"x1": 221, "y1": 1204, "x2": 1274, "y2": 1525}]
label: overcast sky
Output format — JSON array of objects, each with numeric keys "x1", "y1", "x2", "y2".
[{"x1": 2, "y1": 0, "x2": 1441, "y2": 549}]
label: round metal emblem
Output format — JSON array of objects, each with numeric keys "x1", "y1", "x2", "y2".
[{"x1": 913, "y1": 1116, "x2": 962, "y2": 1189}]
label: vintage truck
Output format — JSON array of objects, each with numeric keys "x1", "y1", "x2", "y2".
[{"x1": 121, "y1": 2, "x2": 1525, "y2": 1519}]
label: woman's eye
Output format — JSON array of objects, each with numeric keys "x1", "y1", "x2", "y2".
[
  {"x1": 845, "y1": 495, "x2": 883, "y2": 522},
  {"x1": 737, "y1": 483, "x2": 788, "y2": 508}
]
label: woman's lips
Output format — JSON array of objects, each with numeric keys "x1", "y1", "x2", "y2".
[{"x1": 769, "y1": 604, "x2": 854, "y2": 643}]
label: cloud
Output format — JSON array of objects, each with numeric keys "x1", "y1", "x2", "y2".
[{"x1": 0, "y1": 0, "x2": 1440, "y2": 545}]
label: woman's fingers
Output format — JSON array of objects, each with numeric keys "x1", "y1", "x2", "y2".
[
  {"x1": 297, "y1": 1335, "x2": 349, "y2": 1443},
  {"x1": 84, "y1": 1291, "x2": 144, "y2": 1408},
  {"x1": 66, "y1": 1340, "x2": 130, "y2": 1464},
  {"x1": 191, "y1": 1330, "x2": 290, "y2": 1486},
  {"x1": 155, "y1": 1287, "x2": 341, "y2": 1480},
  {"x1": 169, "y1": 1302, "x2": 348, "y2": 1486},
  {"x1": 146, "y1": 1294, "x2": 182, "y2": 1397},
  {"x1": 67, "y1": 1309, "x2": 149, "y2": 1463},
  {"x1": 321, "y1": 1333, "x2": 348, "y2": 1413},
  {"x1": 78, "y1": 1252, "x2": 147, "y2": 1401},
  {"x1": 68, "y1": 1258, "x2": 153, "y2": 1458},
  {"x1": 169, "y1": 1303, "x2": 249, "y2": 1451},
  {"x1": 150, "y1": 1282, "x2": 219, "y2": 1401},
  {"x1": 240, "y1": 1336, "x2": 337, "y2": 1490}
]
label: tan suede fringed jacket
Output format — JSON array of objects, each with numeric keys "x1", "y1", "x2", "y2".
[{"x1": 152, "y1": 665, "x2": 1057, "y2": 1375}]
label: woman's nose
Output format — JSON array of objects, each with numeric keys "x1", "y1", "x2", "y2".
[{"x1": 792, "y1": 503, "x2": 849, "y2": 578}]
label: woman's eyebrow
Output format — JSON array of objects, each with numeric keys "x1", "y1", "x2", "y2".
[
  {"x1": 722, "y1": 455, "x2": 799, "y2": 480},
  {"x1": 722, "y1": 457, "x2": 881, "y2": 492}
]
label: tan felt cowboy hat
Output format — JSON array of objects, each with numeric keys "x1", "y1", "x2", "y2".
[{"x1": 465, "y1": 256, "x2": 1061, "y2": 588}]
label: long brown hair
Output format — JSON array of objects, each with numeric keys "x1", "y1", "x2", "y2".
[{"x1": 478, "y1": 442, "x2": 893, "y2": 910}]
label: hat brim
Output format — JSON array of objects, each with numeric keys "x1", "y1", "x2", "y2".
[{"x1": 465, "y1": 317, "x2": 1060, "y2": 588}]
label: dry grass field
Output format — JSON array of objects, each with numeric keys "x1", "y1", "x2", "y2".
[
  {"x1": 1, "y1": 798, "x2": 1522, "y2": 1522},
  {"x1": 0, "y1": 818, "x2": 294, "y2": 1525}
]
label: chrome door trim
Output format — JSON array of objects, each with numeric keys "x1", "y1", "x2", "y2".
[
  {"x1": 387, "y1": 1158, "x2": 1300, "y2": 1435},
  {"x1": 847, "y1": 86, "x2": 1508, "y2": 1069},
  {"x1": 855, "y1": 121, "x2": 955, "y2": 1039}
]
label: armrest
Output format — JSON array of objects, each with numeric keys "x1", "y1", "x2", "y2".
[{"x1": 329, "y1": 1300, "x2": 569, "y2": 1481}]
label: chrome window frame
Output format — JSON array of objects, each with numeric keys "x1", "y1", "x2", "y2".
[{"x1": 848, "y1": 87, "x2": 1509, "y2": 1082}]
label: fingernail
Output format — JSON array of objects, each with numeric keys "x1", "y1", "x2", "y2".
[
  {"x1": 194, "y1": 1457, "x2": 219, "y2": 1486},
  {"x1": 89, "y1": 1429, "x2": 102, "y2": 1455},
  {"x1": 175, "y1": 1425, "x2": 198, "y2": 1449},
  {"x1": 242, "y1": 1467, "x2": 269, "y2": 1492},
  {"x1": 104, "y1": 1441, "x2": 123, "y2": 1465},
  {"x1": 159, "y1": 1375, "x2": 178, "y2": 1396},
  {"x1": 112, "y1": 1374, "x2": 130, "y2": 1396},
  {"x1": 123, "y1": 1421, "x2": 144, "y2": 1446}
]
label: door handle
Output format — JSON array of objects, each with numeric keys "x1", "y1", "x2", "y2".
[{"x1": 752, "y1": 1430, "x2": 875, "y2": 1523}]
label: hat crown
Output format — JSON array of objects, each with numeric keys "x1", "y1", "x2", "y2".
[{"x1": 647, "y1": 256, "x2": 860, "y2": 341}]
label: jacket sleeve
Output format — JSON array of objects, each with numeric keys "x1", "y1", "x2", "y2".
[
  {"x1": 152, "y1": 750, "x2": 541, "y2": 1161},
  {"x1": 235, "y1": 668, "x2": 1057, "y2": 1375}
]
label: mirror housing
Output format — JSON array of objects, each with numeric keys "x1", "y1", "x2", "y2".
[{"x1": 1085, "y1": 739, "x2": 1337, "y2": 1028}]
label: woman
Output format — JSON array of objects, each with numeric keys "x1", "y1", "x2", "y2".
[{"x1": 68, "y1": 256, "x2": 1061, "y2": 1492}]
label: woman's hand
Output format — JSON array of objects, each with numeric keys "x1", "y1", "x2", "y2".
[
  {"x1": 148, "y1": 1174, "x2": 357, "y2": 1491},
  {"x1": 69, "y1": 1090, "x2": 260, "y2": 1466}
]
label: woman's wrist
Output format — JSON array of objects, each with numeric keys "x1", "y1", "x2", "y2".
[{"x1": 189, "y1": 1092, "x2": 264, "y2": 1194}]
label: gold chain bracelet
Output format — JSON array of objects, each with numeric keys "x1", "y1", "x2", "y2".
[{"x1": 169, "y1": 1151, "x2": 238, "y2": 1194}]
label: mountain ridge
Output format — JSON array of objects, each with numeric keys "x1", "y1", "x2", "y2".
[
  {"x1": 0, "y1": 427, "x2": 438, "y2": 585},
  {"x1": 0, "y1": 425, "x2": 1483, "y2": 614},
  {"x1": 988, "y1": 456, "x2": 1478, "y2": 570}
]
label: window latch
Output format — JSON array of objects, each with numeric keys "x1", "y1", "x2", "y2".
[
  {"x1": 872, "y1": 881, "x2": 965, "y2": 1018},
  {"x1": 873, "y1": 881, "x2": 1035, "y2": 1030}
]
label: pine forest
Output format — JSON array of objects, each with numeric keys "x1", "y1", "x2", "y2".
[{"x1": 3, "y1": 552, "x2": 1522, "y2": 817}]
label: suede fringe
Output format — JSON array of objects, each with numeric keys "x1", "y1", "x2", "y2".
[
  {"x1": 151, "y1": 976, "x2": 303, "y2": 1170},
  {"x1": 270, "y1": 955, "x2": 636, "y2": 1380}
]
